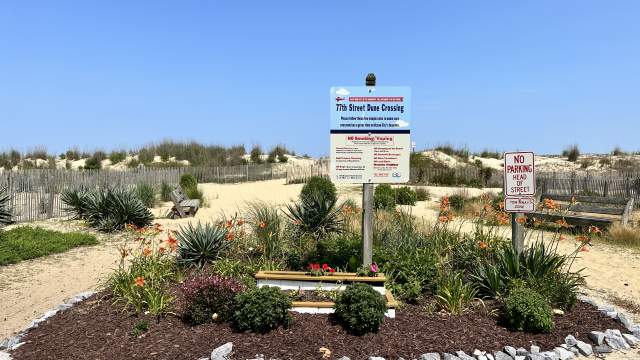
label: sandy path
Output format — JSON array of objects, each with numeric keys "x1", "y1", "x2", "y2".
[{"x1": 1, "y1": 180, "x2": 639, "y2": 350}]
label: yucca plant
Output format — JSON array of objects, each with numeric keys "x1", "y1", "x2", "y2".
[
  {"x1": 176, "y1": 222, "x2": 230, "y2": 268},
  {"x1": 0, "y1": 185, "x2": 12, "y2": 226},
  {"x1": 61, "y1": 187, "x2": 153, "y2": 232},
  {"x1": 285, "y1": 191, "x2": 344, "y2": 241}
]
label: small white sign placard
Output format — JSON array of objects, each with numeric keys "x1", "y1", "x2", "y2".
[{"x1": 505, "y1": 196, "x2": 535, "y2": 213}]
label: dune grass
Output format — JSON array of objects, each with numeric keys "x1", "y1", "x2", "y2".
[
  {"x1": 0, "y1": 226, "x2": 98, "y2": 266},
  {"x1": 604, "y1": 223, "x2": 640, "y2": 248}
]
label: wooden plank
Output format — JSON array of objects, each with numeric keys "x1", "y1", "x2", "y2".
[
  {"x1": 564, "y1": 204, "x2": 625, "y2": 215},
  {"x1": 255, "y1": 270, "x2": 386, "y2": 283},
  {"x1": 542, "y1": 194, "x2": 629, "y2": 205},
  {"x1": 529, "y1": 212, "x2": 615, "y2": 227}
]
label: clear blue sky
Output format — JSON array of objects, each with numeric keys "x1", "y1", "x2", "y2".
[{"x1": 1, "y1": 1, "x2": 639, "y2": 157}]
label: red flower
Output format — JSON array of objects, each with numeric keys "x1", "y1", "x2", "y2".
[
  {"x1": 322, "y1": 263, "x2": 329, "y2": 270},
  {"x1": 329, "y1": 268, "x2": 335, "y2": 273}
]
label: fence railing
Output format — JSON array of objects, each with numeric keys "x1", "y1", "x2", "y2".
[
  {"x1": 537, "y1": 174, "x2": 640, "y2": 204},
  {"x1": 0, "y1": 164, "x2": 291, "y2": 223}
]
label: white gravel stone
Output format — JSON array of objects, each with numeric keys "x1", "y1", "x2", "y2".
[
  {"x1": 552, "y1": 347, "x2": 574, "y2": 360},
  {"x1": 589, "y1": 331, "x2": 605, "y2": 345},
  {"x1": 210, "y1": 342, "x2": 233, "y2": 360}
]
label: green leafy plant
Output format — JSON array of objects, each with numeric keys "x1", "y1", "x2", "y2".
[
  {"x1": 300, "y1": 176, "x2": 337, "y2": 203},
  {"x1": 435, "y1": 272, "x2": 478, "y2": 315},
  {"x1": 503, "y1": 287, "x2": 554, "y2": 333},
  {"x1": 160, "y1": 182, "x2": 173, "y2": 202},
  {"x1": 334, "y1": 283, "x2": 387, "y2": 335},
  {"x1": 448, "y1": 194, "x2": 466, "y2": 212},
  {"x1": 376, "y1": 247, "x2": 437, "y2": 303},
  {"x1": 61, "y1": 188, "x2": 154, "y2": 232},
  {"x1": 232, "y1": 286, "x2": 292, "y2": 333},
  {"x1": 135, "y1": 183, "x2": 156, "y2": 208},
  {"x1": 247, "y1": 201, "x2": 283, "y2": 259},
  {"x1": 285, "y1": 191, "x2": 344, "y2": 241},
  {"x1": 179, "y1": 173, "x2": 204, "y2": 203},
  {"x1": 181, "y1": 273, "x2": 246, "y2": 325},
  {"x1": 395, "y1": 186, "x2": 417, "y2": 206},
  {"x1": 109, "y1": 150, "x2": 127, "y2": 164},
  {"x1": 415, "y1": 187, "x2": 430, "y2": 201},
  {"x1": 374, "y1": 184, "x2": 396, "y2": 210},
  {"x1": 176, "y1": 222, "x2": 230, "y2": 268},
  {"x1": 131, "y1": 320, "x2": 149, "y2": 337}
]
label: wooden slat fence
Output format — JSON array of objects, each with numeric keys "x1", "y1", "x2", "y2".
[{"x1": 537, "y1": 173, "x2": 640, "y2": 205}]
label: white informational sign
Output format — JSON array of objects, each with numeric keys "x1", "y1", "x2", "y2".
[
  {"x1": 504, "y1": 151, "x2": 535, "y2": 213},
  {"x1": 330, "y1": 86, "x2": 411, "y2": 183}
]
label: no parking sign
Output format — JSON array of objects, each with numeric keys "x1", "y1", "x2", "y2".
[{"x1": 503, "y1": 151, "x2": 535, "y2": 213}]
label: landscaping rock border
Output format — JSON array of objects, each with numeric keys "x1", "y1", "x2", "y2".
[{"x1": 0, "y1": 291, "x2": 94, "y2": 359}]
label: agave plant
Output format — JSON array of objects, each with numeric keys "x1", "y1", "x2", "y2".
[
  {"x1": 284, "y1": 190, "x2": 344, "y2": 241},
  {"x1": 61, "y1": 187, "x2": 153, "y2": 232},
  {"x1": 0, "y1": 185, "x2": 13, "y2": 226},
  {"x1": 176, "y1": 222, "x2": 230, "y2": 268}
]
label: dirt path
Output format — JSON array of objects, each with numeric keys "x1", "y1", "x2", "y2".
[{"x1": 1, "y1": 180, "x2": 639, "y2": 345}]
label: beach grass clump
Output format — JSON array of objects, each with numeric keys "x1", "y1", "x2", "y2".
[
  {"x1": 250, "y1": 145, "x2": 263, "y2": 164},
  {"x1": 179, "y1": 174, "x2": 204, "y2": 204},
  {"x1": 605, "y1": 223, "x2": 640, "y2": 248},
  {"x1": 135, "y1": 183, "x2": 156, "y2": 208},
  {"x1": 109, "y1": 150, "x2": 127, "y2": 164},
  {"x1": 435, "y1": 143, "x2": 470, "y2": 161},
  {"x1": 160, "y1": 182, "x2": 174, "y2": 202},
  {"x1": 0, "y1": 226, "x2": 98, "y2": 266},
  {"x1": 562, "y1": 144, "x2": 580, "y2": 162}
]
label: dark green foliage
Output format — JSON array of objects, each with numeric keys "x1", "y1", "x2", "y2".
[
  {"x1": 503, "y1": 287, "x2": 554, "y2": 333},
  {"x1": 0, "y1": 186, "x2": 12, "y2": 226},
  {"x1": 374, "y1": 184, "x2": 396, "y2": 210},
  {"x1": 612, "y1": 146, "x2": 626, "y2": 156},
  {"x1": 478, "y1": 150, "x2": 502, "y2": 159},
  {"x1": 109, "y1": 150, "x2": 127, "y2": 164},
  {"x1": 435, "y1": 272, "x2": 478, "y2": 315},
  {"x1": 61, "y1": 188, "x2": 153, "y2": 232},
  {"x1": 375, "y1": 247, "x2": 438, "y2": 302},
  {"x1": 448, "y1": 194, "x2": 466, "y2": 212},
  {"x1": 160, "y1": 182, "x2": 173, "y2": 202},
  {"x1": 562, "y1": 145, "x2": 580, "y2": 162},
  {"x1": 285, "y1": 191, "x2": 344, "y2": 241},
  {"x1": 135, "y1": 183, "x2": 156, "y2": 208},
  {"x1": 232, "y1": 286, "x2": 292, "y2": 333},
  {"x1": 250, "y1": 145, "x2": 263, "y2": 164},
  {"x1": 180, "y1": 174, "x2": 198, "y2": 191},
  {"x1": 334, "y1": 283, "x2": 387, "y2": 335},
  {"x1": 415, "y1": 187, "x2": 430, "y2": 201},
  {"x1": 0, "y1": 150, "x2": 21, "y2": 169},
  {"x1": 306, "y1": 234, "x2": 361, "y2": 271},
  {"x1": 176, "y1": 222, "x2": 230, "y2": 268},
  {"x1": 0, "y1": 226, "x2": 98, "y2": 266},
  {"x1": 137, "y1": 148, "x2": 155, "y2": 164},
  {"x1": 300, "y1": 176, "x2": 337, "y2": 203},
  {"x1": 395, "y1": 186, "x2": 417, "y2": 206},
  {"x1": 181, "y1": 273, "x2": 245, "y2": 325},
  {"x1": 83, "y1": 155, "x2": 102, "y2": 170},
  {"x1": 26, "y1": 147, "x2": 48, "y2": 160},
  {"x1": 435, "y1": 144, "x2": 470, "y2": 161}
]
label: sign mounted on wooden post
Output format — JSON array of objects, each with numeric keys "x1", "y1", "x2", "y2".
[
  {"x1": 503, "y1": 151, "x2": 535, "y2": 213},
  {"x1": 329, "y1": 86, "x2": 411, "y2": 184}
]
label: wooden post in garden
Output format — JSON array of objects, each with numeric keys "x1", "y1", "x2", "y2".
[
  {"x1": 361, "y1": 73, "x2": 376, "y2": 267},
  {"x1": 511, "y1": 213, "x2": 524, "y2": 254}
]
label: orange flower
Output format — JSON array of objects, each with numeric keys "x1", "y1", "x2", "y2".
[
  {"x1": 154, "y1": 223, "x2": 163, "y2": 231},
  {"x1": 258, "y1": 221, "x2": 267, "y2": 229},
  {"x1": 225, "y1": 232, "x2": 235, "y2": 241},
  {"x1": 478, "y1": 241, "x2": 488, "y2": 249},
  {"x1": 236, "y1": 218, "x2": 244, "y2": 226},
  {"x1": 143, "y1": 247, "x2": 152, "y2": 256},
  {"x1": 158, "y1": 246, "x2": 166, "y2": 254},
  {"x1": 515, "y1": 216, "x2": 527, "y2": 224},
  {"x1": 166, "y1": 234, "x2": 178, "y2": 250},
  {"x1": 580, "y1": 245, "x2": 589, "y2": 252},
  {"x1": 559, "y1": 235, "x2": 566, "y2": 241},
  {"x1": 555, "y1": 219, "x2": 569, "y2": 228},
  {"x1": 543, "y1": 198, "x2": 558, "y2": 210},
  {"x1": 225, "y1": 219, "x2": 233, "y2": 228},
  {"x1": 588, "y1": 226, "x2": 602, "y2": 235},
  {"x1": 575, "y1": 235, "x2": 589, "y2": 242},
  {"x1": 438, "y1": 215, "x2": 450, "y2": 223},
  {"x1": 134, "y1": 276, "x2": 145, "y2": 287}
]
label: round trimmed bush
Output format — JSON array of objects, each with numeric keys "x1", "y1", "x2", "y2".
[
  {"x1": 503, "y1": 287, "x2": 554, "y2": 333},
  {"x1": 181, "y1": 274, "x2": 245, "y2": 325},
  {"x1": 374, "y1": 184, "x2": 396, "y2": 210},
  {"x1": 395, "y1": 186, "x2": 417, "y2": 206},
  {"x1": 301, "y1": 176, "x2": 337, "y2": 203},
  {"x1": 232, "y1": 286, "x2": 292, "y2": 333},
  {"x1": 334, "y1": 283, "x2": 387, "y2": 335}
]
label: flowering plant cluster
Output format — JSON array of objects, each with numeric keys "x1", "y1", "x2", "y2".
[
  {"x1": 438, "y1": 196, "x2": 455, "y2": 224},
  {"x1": 181, "y1": 273, "x2": 246, "y2": 324},
  {"x1": 356, "y1": 262, "x2": 379, "y2": 277},
  {"x1": 307, "y1": 263, "x2": 335, "y2": 276}
]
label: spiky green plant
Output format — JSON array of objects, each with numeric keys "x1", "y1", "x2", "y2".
[
  {"x1": 0, "y1": 186, "x2": 13, "y2": 226},
  {"x1": 61, "y1": 188, "x2": 153, "y2": 232},
  {"x1": 247, "y1": 201, "x2": 283, "y2": 259},
  {"x1": 176, "y1": 222, "x2": 230, "y2": 268},
  {"x1": 285, "y1": 191, "x2": 344, "y2": 241},
  {"x1": 134, "y1": 183, "x2": 156, "y2": 208},
  {"x1": 435, "y1": 272, "x2": 478, "y2": 315}
]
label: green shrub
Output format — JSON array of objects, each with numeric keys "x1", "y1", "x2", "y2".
[
  {"x1": 160, "y1": 182, "x2": 173, "y2": 202},
  {"x1": 232, "y1": 286, "x2": 292, "y2": 333},
  {"x1": 448, "y1": 194, "x2": 466, "y2": 212},
  {"x1": 180, "y1": 174, "x2": 198, "y2": 191},
  {"x1": 374, "y1": 184, "x2": 396, "y2": 210},
  {"x1": 135, "y1": 183, "x2": 156, "y2": 208},
  {"x1": 415, "y1": 187, "x2": 430, "y2": 201},
  {"x1": 503, "y1": 287, "x2": 554, "y2": 333},
  {"x1": 376, "y1": 247, "x2": 438, "y2": 302},
  {"x1": 176, "y1": 222, "x2": 230, "y2": 268},
  {"x1": 83, "y1": 155, "x2": 102, "y2": 170},
  {"x1": 285, "y1": 191, "x2": 344, "y2": 241},
  {"x1": 395, "y1": 186, "x2": 417, "y2": 206},
  {"x1": 138, "y1": 149, "x2": 154, "y2": 164},
  {"x1": 435, "y1": 272, "x2": 478, "y2": 315},
  {"x1": 334, "y1": 283, "x2": 387, "y2": 335},
  {"x1": 131, "y1": 320, "x2": 149, "y2": 337},
  {"x1": 109, "y1": 150, "x2": 127, "y2": 164},
  {"x1": 0, "y1": 226, "x2": 98, "y2": 266},
  {"x1": 307, "y1": 234, "x2": 361, "y2": 272},
  {"x1": 250, "y1": 145, "x2": 263, "y2": 164},
  {"x1": 181, "y1": 273, "x2": 245, "y2": 325},
  {"x1": 61, "y1": 188, "x2": 153, "y2": 232},
  {"x1": 300, "y1": 176, "x2": 337, "y2": 203},
  {"x1": 562, "y1": 145, "x2": 580, "y2": 162},
  {"x1": 65, "y1": 149, "x2": 80, "y2": 161},
  {"x1": 0, "y1": 186, "x2": 12, "y2": 227}
]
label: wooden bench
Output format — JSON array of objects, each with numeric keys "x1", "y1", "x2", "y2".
[
  {"x1": 531, "y1": 193, "x2": 634, "y2": 227},
  {"x1": 169, "y1": 185, "x2": 200, "y2": 218}
]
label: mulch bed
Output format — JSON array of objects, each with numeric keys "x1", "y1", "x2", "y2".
[{"x1": 10, "y1": 291, "x2": 624, "y2": 360}]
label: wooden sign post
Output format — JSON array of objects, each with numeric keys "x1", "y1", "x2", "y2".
[{"x1": 504, "y1": 151, "x2": 536, "y2": 254}]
